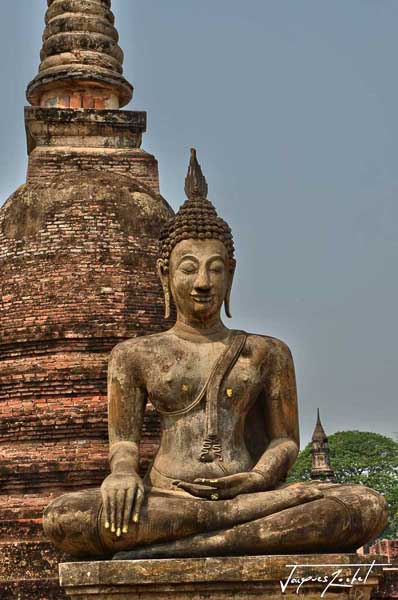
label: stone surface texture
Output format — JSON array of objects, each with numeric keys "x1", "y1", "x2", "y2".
[
  {"x1": 0, "y1": 115, "x2": 172, "y2": 594},
  {"x1": 59, "y1": 554, "x2": 387, "y2": 600},
  {"x1": 26, "y1": 0, "x2": 133, "y2": 108},
  {"x1": 370, "y1": 542, "x2": 398, "y2": 600},
  {"x1": 43, "y1": 152, "x2": 388, "y2": 563},
  {"x1": 0, "y1": 2, "x2": 173, "y2": 595},
  {"x1": 371, "y1": 542, "x2": 398, "y2": 564}
]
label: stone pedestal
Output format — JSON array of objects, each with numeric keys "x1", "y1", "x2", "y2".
[{"x1": 59, "y1": 554, "x2": 388, "y2": 599}]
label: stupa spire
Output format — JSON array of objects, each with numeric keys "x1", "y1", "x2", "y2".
[
  {"x1": 310, "y1": 409, "x2": 335, "y2": 481},
  {"x1": 312, "y1": 407, "x2": 328, "y2": 441},
  {"x1": 26, "y1": 0, "x2": 133, "y2": 109}
]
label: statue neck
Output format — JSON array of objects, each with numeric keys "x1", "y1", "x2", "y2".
[{"x1": 170, "y1": 319, "x2": 230, "y2": 343}]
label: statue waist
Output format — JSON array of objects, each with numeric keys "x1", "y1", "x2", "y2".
[{"x1": 144, "y1": 464, "x2": 206, "y2": 499}]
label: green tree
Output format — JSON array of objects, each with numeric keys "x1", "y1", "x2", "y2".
[{"x1": 288, "y1": 431, "x2": 398, "y2": 540}]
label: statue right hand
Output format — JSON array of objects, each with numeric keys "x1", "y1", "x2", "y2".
[{"x1": 100, "y1": 472, "x2": 145, "y2": 536}]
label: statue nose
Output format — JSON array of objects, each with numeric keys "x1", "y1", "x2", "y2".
[
  {"x1": 194, "y1": 282, "x2": 211, "y2": 292},
  {"x1": 194, "y1": 268, "x2": 211, "y2": 291}
]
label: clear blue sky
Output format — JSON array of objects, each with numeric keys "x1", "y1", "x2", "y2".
[{"x1": 1, "y1": 1, "x2": 397, "y2": 445}]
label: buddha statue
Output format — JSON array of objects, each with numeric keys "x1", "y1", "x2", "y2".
[{"x1": 43, "y1": 149, "x2": 388, "y2": 559}]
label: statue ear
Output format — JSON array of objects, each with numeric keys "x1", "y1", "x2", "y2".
[
  {"x1": 157, "y1": 259, "x2": 171, "y2": 320},
  {"x1": 224, "y1": 264, "x2": 235, "y2": 319}
]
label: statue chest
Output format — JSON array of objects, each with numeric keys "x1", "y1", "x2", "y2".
[{"x1": 146, "y1": 352, "x2": 263, "y2": 416}]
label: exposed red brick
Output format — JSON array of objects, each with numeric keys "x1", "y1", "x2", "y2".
[
  {"x1": 0, "y1": 104, "x2": 173, "y2": 597},
  {"x1": 69, "y1": 94, "x2": 82, "y2": 109},
  {"x1": 370, "y1": 541, "x2": 398, "y2": 600},
  {"x1": 59, "y1": 95, "x2": 70, "y2": 109},
  {"x1": 94, "y1": 97, "x2": 105, "y2": 109},
  {"x1": 83, "y1": 95, "x2": 95, "y2": 109}
]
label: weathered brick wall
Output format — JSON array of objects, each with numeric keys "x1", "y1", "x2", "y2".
[
  {"x1": 371, "y1": 541, "x2": 398, "y2": 563},
  {"x1": 370, "y1": 541, "x2": 398, "y2": 600},
  {"x1": 0, "y1": 171, "x2": 171, "y2": 493},
  {"x1": 24, "y1": 107, "x2": 160, "y2": 194},
  {"x1": 0, "y1": 107, "x2": 173, "y2": 599},
  {"x1": 27, "y1": 147, "x2": 160, "y2": 194}
]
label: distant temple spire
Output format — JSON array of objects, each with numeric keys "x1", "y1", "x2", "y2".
[
  {"x1": 310, "y1": 409, "x2": 335, "y2": 481},
  {"x1": 26, "y1": 0, "x2": 133, "y2": 109}
]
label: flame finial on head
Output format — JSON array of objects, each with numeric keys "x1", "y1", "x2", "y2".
[
  {"x1": 159, "y1": 148, "x2": 235, "y2": 271},
  {"x1": 185, "y1": 148, "x2": 209, "y2": 200},
  {"x1": 158, "y1": 148, "x2": 235, "y2": 318}
]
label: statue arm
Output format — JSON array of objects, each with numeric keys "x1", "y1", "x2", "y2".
[
  {"x1": 101, "y1": 343, "x2": 148, "y2": 535},
  {"x1": 252, "y1": 339, "x2": 299, "y2": 489},
  {"x1": 108, "y1": 343, "x2": 147, "y2": 472}
]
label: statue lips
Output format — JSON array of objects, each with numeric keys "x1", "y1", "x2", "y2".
[{"x1": 191, "y1": 294, "x2": 214, "y2": 304}]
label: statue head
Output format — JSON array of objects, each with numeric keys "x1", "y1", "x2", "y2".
[{"x1": 157, "y1": 149, "x2": 235, "y2": 322}]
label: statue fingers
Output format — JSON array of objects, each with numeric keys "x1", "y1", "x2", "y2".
[
  {"x1": 194, "y1": 478, "x2": 221, "y2": 488},
  {"x1": 132, "y1": 485, "x2": 145, "y2": 523},
  {"x1": 110, "y1": 488, "x2": 117, "y2": 533},
  {"x1": 217, "y1": 486, "x2": 240, "y2": 500},
  {"x1": 177, "y1": 481, "x2": 216, "y2": 498},
  {"x1": 122, "y1": 487, "x2": 135, "y2": 533},
  {"x1": 204, "y1": 479, "x2": 243, "y2": 499},
  {"x1": 194, "y1": 475, "x2": 237, "y2": 490},
  {"x1": 194, "y1": 474, "x2": 241, "y2": 490},
  {"x1": 115, "y1": 488, "x2": 126, "y2": 537},
  {"x1": 102, "y1": 489, "x2": 111, "y2": 530}
]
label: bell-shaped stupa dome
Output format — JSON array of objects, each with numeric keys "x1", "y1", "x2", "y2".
[{"x1": 0, "y1": 1, "x2": 171, "y2": 595}]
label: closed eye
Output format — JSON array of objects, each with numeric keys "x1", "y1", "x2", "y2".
[{"x1": 180, "y1": 265, "x2": 197, "y2": 274}]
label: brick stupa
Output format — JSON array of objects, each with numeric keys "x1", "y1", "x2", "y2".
[{"x1": 0, "y1": 1, "x2": 172, "y2": 597}]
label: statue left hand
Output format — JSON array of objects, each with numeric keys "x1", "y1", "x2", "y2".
[{"x1": 176, "y1": 471, "x2": 265, "y2": 500}]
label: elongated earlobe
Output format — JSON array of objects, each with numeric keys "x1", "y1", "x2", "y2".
[
  {"x1": 157, "y1": 259, "x2": 171, "y2": 319},
  {"x1": 164, "y1": 287, "x2": 171, "y2": 319},
  {"x1": 162, "y1": 282, "x2": 171, "y2": 320},
  {"x1": 224, "y1": 266, "x2": 235, "y2": 318},
  {"x1": 224, "y1": 287, "x2": 232, "y2": 318}
]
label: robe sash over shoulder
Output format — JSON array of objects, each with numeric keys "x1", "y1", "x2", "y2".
[{"x1": 155, "y1": 331, "x2": 248, "y2": 463}]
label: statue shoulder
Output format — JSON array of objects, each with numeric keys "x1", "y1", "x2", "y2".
[
  {"x1": 109, "y1": 332, "x2": 168, "y2": 371},
  {"x1": 243, "y1": 333, "x2": 294, "y2": 364}
]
